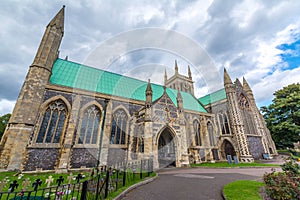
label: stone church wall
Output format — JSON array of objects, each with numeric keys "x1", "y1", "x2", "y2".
[
  {"x1": 107, "y1": 148, "x2": 127, "y2": 166},
  {"x1": 247, "y1": 136, "x2": 264, "y2": 159},
  {"x1": 70, "y1": 148, "x2": 98, "y2": 168},
  {"x1": 24, "y1": 148, "x2": 59, "y2": 171}
]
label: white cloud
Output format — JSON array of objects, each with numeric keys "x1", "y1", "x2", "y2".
[
  {"x1": 253, "y1": 67, "x2": 300, "y2": 104},
  {"x1": 0, "y1": 100, "x2": 15, "y2": 116},
  {"x1": 0, "y1": 0, "x2": 300, "y2": 115}
]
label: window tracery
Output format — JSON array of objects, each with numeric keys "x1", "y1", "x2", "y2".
[
  {"x1": 36, "y1": 99, "x2": 67, "y2": 143},
  {"x1": 110, "y1": 109, "x2": 128, "y2": 145},
  {"x1": 78, "y1": 106, "x2": 101, "y2": 144},
  {"x1": 193, "y1": 120, "x2": 201, "y2": 146},
  {"x1": 208, "y1": 122, "x2": 214, "y2": 146}
]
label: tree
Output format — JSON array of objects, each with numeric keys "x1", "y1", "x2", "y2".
[
  {"x1": 261, "y1": 83, "x2": 300, "y2": 149},
  {"x1": 0, "y1": 113, "x2": 11, "y2": 140}
]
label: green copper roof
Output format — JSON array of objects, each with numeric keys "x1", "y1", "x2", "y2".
[
  {"x1": 198, "y1": 88, "x2": 226, "y2": 106},
  {"x1": 50, "y1": 59, "x2": 207, "y2": 113}
]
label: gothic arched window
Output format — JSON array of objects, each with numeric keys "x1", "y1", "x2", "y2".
[
  {"x1": 238, "y1": 94, "x2": 256, "y2": 135},
  {"x1": 224, "y1": 114, "x2": 231, "y2": 135},
  {"x1": 218, "y1": 113, "x2": 231, "y2": 135},
  {"x1": 110, "y1": 109, "x2": 128, "y2": 145},
  {"x1": 36, "y1": 99, "x2": 67, "y2": 143},
  {"x1": 78, "y1": 106, "x2": 101, "y2": 144},
  {"x1": 138, "y1": 138, "x2": 144, "y2": 153},
  {"x1": 218, "y1": 114, "x2": 225, "y2": 135},
  {"x1": 193, "y1": 120, "x2": 201, "y2": 146},
  {"x1": 208, "y1": 122, "x2": 214, "y2": 146}
]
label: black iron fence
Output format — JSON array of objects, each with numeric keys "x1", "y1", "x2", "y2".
[{"x1": 0, "y1": 159, "x2": 153, "y2": 200}]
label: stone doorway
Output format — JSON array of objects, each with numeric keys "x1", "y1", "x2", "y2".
[
  {"x1": 222, "y1": 140, "x2": 236, "y2": 158},
  {"x1": 158, "y1": 128, "x2": 176, "y2": 168}
]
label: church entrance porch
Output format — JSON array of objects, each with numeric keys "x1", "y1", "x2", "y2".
[
  {"x1": 158, "y1": 128, "x2": 176, "y2": 168},
  {"x1": 221, "y1": 140, "x2": 236, "y2": 160}
]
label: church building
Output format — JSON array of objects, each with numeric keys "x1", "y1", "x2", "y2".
[{"x1": 0, "y1": 7, "x2": 276, "y2": 171}]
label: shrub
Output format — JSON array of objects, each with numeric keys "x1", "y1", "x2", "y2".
[
  {"x1": 281, "y1": 157, "x2": 300, "y2": 174},
  {"x1": 264, "y1": 157, "x2": 300, "y2": 199}
]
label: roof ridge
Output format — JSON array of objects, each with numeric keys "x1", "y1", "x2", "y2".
[
  {"x1": 57, "y1": 58, "x2": 152, "y2": 85},
  {"x1": 198, "y1": 88, "x2": 225, "y2": 99}
]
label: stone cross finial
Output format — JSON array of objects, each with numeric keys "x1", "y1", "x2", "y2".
[
  {"x1": 67, "y1": 173, "x2": 74, "y2": 184},
  {"x1": 0, "y1": 179, "x2": 7, "y2": 192},
  {"x1": 46, "y1": 176, "x2": 54, "y2": 187},
  {"x1": 21, "y1": 178, "x2": 31, "y2": 191}
]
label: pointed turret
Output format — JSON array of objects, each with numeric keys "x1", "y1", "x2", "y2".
[
  {"x1": 188, "y1": 65, "x2": 192, "y2": 80},
  {"x1": 224, "y1": 68, "x2": 233, "y2": 86},
  {"x1": 235, "y1": 78, "x2": 242, "y2": 88},
  {"x1": 145, "y1": 79, "x2": 152, "y2": 122},
  {"x1": 145, "y1": 79, "x2": 152, "y2": 107},
  {"x1": 32, "y1": 6, "x2": 65, "y2": 71},
  {"x1": 177, "y1": 89, "x2": 183, "y2": 112},
  {"x1": 164, "y1": 68, "x2": 167, "y2": 86},
  {"x1": 175, "y1": 60, "x2": 178, "y2": 75},
  {"x1": 243, "y1": 77, "x2": 255, "y2": 101}
]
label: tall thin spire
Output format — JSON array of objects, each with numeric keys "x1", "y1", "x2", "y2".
[
  {"x1": 32, "y1": 6, "x2": 65, "y2": 69},
  {"x1": 188, "y1": 65, "x2": 192, "y2": 79},
  {"x1": 48, "y1": 5, "x2": 65, "y2": 33},
  {"x1": 175, "y1": 60, "x2": 178, "y2": 75}
]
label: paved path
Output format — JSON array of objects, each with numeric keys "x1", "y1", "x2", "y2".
[{"x1": 120, "y1": 167, "x2": 281, "y2": 200}]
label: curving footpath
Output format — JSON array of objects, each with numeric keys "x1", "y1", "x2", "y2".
[{"x1": 118, "y1": 157, "x2": 285, "y2": 200}]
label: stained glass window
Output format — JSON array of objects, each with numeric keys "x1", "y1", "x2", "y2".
[
  {"x1": 193, "y1": 120, "x2": 201, "y2": 146},
  {"x1": 110, "y1": 109, "x2": 128, "y2": 145},
  {"x1": 36, "y1": 100, "x2": 67, "y2": 143},
  {"x1": 219, "y1": 113, "x2": 231, "y2": 135},
  {"x1": 78, "y1": 106, "x2": 101, "y2": 144},
  {"x1": 224, "y1": 114, "x2": 231, "y2": 135},
  {"x1": 138, "y1": 138, "x2": 144, "y2": 153},
  {"x1": 208, "y1": 122, "x2": 214, "y2": 146}
]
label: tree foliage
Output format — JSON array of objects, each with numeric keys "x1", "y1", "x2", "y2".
[
  {"x1": 0, "y1": 113, "x2": 11, "y2": 140},
  {"x1": 261, "y1": 83, "x2": 300, "y2": 149}
]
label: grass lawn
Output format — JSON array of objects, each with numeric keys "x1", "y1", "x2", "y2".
[
  {"x1": 223, "y1": 180, "x2": 264, "y2": 200},
  {"x1": 190, "y1": 161, "x2": 279, "y2": 168}
]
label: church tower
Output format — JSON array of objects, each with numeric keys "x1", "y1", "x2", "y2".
[
  {"x1": 165, "y1": 60, "x2": 194, "y2": 95},
  {"x1": 0, "y1": 7, "x2": 65, "y2": 170},
  {"x1": 224, "y1": 69, "x2": 254, "y2": 162}
]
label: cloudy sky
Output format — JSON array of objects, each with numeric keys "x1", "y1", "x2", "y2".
[{"x1": 0, "y1": 0, "x2": 300, "y2": 115}]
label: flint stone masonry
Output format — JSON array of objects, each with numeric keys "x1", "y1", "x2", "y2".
[
  {"x1": 70, "y1": 148, "x2": 98, "y2": 168},
  {"x1": 24, "y1": 148, "x2": 59, "y2": 171},
  {"x1": 43, "y1": 90, "x2": 73, "y2": 106},
  {"x1": 248, "y1": 136, "x2": 264, "y2": 159},
  {"x1": 107, "y1": 148, "x2": 127, "y2": 166}
]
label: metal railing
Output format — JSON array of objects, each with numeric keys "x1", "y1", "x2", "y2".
[{"x1": 0, "y1": 159, "x2": 153, "y2": 200}]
